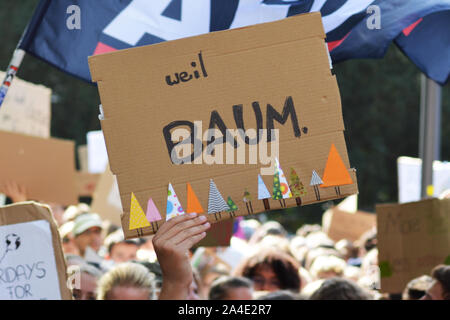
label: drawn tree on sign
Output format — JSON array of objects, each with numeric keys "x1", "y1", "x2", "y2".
[
  {"x1": 320, "y1": 143, "x2": 353, "y2": 196},
  {"x1": 226, "y1": 196, "x2": 238, "y2": 218},
  {"x1": 130, "y1": 192, "x2": 151, "y2": 237},
  {"x1": 166, "y1": 183, "x2": 185, "y2": 221},
  {"x1": 146, "y1": 198, "x2": 162, "y2": 233},
  {"x1": 208, "y1": 179, "x2": 230, "y2": 221},
  {"x1": 272, "y1": 172, "x2": 284, "y2": 207},
  {"x1": 243, "y1": 189, "x2": 254, "y2": 215},
  {"x1": 310, "y1": 170, "x2": 324, "y2": 201},
  {"x1": 289, "y1": 167, "x2": 307, "y2": 206},
  {"x1": 258, "y1": 174, "x2": 271, "y2": 211}
]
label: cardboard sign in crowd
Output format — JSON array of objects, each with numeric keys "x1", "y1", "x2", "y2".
[
  {"x1": 89, "y1": 12, "x2": 358, "y2": 239},
  {"x1": 0, "y1": 202, "x2": 71, "y2": 300},
  {"x1": 377, "y1": 198, "x2": 450, "y2": 294}
]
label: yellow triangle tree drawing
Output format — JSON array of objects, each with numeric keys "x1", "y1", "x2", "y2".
[{"x1": 129, "y1": 192, "x2": 150, "y2": 236}]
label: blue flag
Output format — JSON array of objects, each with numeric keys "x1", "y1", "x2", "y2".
[{"x1": 19, "y1": 0, "x2": 450, "y2": 84}]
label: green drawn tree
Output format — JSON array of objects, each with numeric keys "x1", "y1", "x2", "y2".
[
  {"x1": 226, "y1": 196, "x2": 238, "y2": 218},
  {"x1": 272, "y1": 172, "x2": 283, "y2": 206},
  {"x1": 289, "y1": 168, "x2": 307, "y2": 206}
]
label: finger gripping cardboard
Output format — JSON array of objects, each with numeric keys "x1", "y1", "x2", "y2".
[{"x1": 88, "y1": 12, "x2": 358, "y2": 239}]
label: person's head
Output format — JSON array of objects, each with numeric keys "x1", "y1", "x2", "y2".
[
  {"x1": 403, "y1": 275, "x2": 433, "y2": 300},
  {"x1": 356, "y1": 227, "x2": 377, "y2": 256},
  {"x1": 59, "y1": 221, "x2": 79, "y2": 256},
  {"x1": 256, "y1": 290, "x2": 303, "y2": 300},
  {"x1": 249, "y1": 221, "x2": 287, "y2": 244},
  {"x1": 63, "y1": 203, "x2": 91, "y2": 222},
  {"x1": 97, "y1": 262, "x2": 156, "y2": 300},
  {"x1": 420, "y1": 265, "x2": 450, "y2": 300},
  {"x1": 73, "y1": 213, "x2": 104, "y2": 256},
  {"x1": 309, "y1": 255, "x2": 347, "y2": 280},
  {"x1": 104, "y1": 229, "x2": 139, "y2": 263},
  {"x1": 71, "y1": 263, "x2": 103, "y2": 300},
  {"x1": 335, "y1": 239, "x2": 358, "y2": 260},
  {"x1": 309, "y1": 277, "x2": 373, "y2": 300},
  {"x1": 208, "y1": 276, "x2": 253, "y2": 300},
  {"x1": 234, "y1": 248, "x2": 301, "y2": 292}
]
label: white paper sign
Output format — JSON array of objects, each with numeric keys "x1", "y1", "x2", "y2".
[
  {"x1": 87, "y1": 130, "x2": 108, "y2": 174},
  {"x1": 398, "y1": 156, "x2": 450, "y2": 203},
  {"x1": 0, "y1": 220, "x2": 61, "y2": 300}
]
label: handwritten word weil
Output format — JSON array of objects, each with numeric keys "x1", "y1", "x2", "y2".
[{"x1": 165, "y1": 52, "x2": 208, "y2": 86}]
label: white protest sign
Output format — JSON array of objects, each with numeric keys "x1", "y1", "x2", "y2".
[
  {"x1": 87, "y1": 130, "x2": 109, "y2": 174},
  {"x1": 398, "y1": 156, "x2": 450, "y2": 203},
  {"x1": 0, "y1": 220, "x2": 61, "y2": 300}
]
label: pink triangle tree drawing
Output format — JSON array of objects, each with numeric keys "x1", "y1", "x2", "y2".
[{"x1": 146, "y1": 198, "x2": 162, "y2": 233}]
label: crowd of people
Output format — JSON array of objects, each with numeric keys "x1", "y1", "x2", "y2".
[
  {"x1": 56, "y1": 202, "x2": 450, "y2": 300},
  {"x1": 1, "y1": 182, "x2": 449, "y2": 300}
]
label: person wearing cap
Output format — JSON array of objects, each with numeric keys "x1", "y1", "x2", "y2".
[
  {"x1": 73, "y1": 213, "x2": 104, "y2": 257},
  {"x1": 59, "y1": 220, "x2": 80, "y2": 256}
]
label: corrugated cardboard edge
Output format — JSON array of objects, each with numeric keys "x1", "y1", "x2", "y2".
[{"x1": 0, "y1": 202, "x2": 72, "y2": 300}]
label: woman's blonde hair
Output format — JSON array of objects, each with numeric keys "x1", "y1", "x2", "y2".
[{"x1": 97, "y1": 262, "x2": 156, "y2": 300}]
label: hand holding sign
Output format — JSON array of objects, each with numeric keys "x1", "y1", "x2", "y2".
[{"x1": 153, "y1": 213, "x2": 210, "y2": 300}]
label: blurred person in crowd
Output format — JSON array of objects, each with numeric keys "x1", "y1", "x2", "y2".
[
  {"x1": 73, "y1": 213, "x2": 104, "y2": 257},
  {"x1": 309, "y1": 277, "x2": 373, "y2": 300},
  {"x1": 358, "y1": 248, "x2": 380, "y2": 291},
  {"x1": 305, "y1": 231, "x2": 335, "y2": 250},
  {"x1": 234, "y1": 247, "x2": 301, "y2": 293},
  {"x1": 257, "y1": 234, "x2": 291, "y2": 255},
  {"x1": 304, "y1": 247, "x2": 342, "y2": 270},
  {"x1": 103, "y1": 229, "x2": 140, "y2": 263},
  {"x1": 403, "y1": 275, "x2": 433, "y2": 300},
  {"x1": 256, "y1": 290, "x2": 304, "y2": 300},
  {"x1": 208, "y1": 276, "x2": 253, "y2": 300},
  {"x1": 71, "y1": 263, "x2": 103, "y2": 300},
  {"x1": 240, "y1": 219, "x2": 262, "y2": 242},
  {"x1": 289, "y1": 235, "x2": 308, "y2": 263},
  {"x1": 97, "y1": 262, "x2": 156, "y2": 300},
  {"x1": 335, "y1": 239, "x2": 358, "y2": 261},
  {"x1": 248, "y1": 220, "x2": 287, "y2": 245},
  {"x1": 296, "y1": 224, "x2": 321, "y2": 237},
  {"x1": 356, "y1": 227, "x2": 377, "y2": 257},
  {"x1": 343, "y1": 265, "x2": 362, "y2": 283},
  {"x1": 136, "y1": 235, "x2": 157, "y2": 262},
  {"x1": 63, "y1": 203, "x2": 91, "y2": 222},
  {"x1": 309, "y1": 255, "x2": 347, "y2": 280},
  {"x1": 420, "y1": 265, "x2": 450, "y2": 300},
  {"x1": 300, "y1": 279, "x2": 325, "y2": 298},
  {"x1": 198, "y1": 263, "x2": 230, "y2": 299},
  {"x1": 59, "y1": 220, "x2": 80, "y2": 256},
  {"x1": 439, "y1": 188, "x2": 450, "y2": 199}
]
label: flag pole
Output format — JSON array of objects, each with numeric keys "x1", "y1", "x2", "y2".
[
  {"x1": 0, "y1": 0, "x2": 51, "y2": 109},
  {"x1": 0, "y1": 48, "x2": 26, "y2": 110},
  {"x1": 419, "y1": 74, "x2": 442, "y2": 199}
]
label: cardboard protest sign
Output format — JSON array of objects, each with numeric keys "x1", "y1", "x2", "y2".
[
  {"x1": 322, "y1": 208, "x2": 376, "y2": 242},
  {"x1": 376, "y1": 198, "x2": 450, "y2": 294},
  {"x1": 0, "y1": 71, "x2": 51, "y2": 138},
  {"x1": 195, "y1": 219, "x2": 234, "y2": 248},
  {"x1": 75, "y1": 172, "x2": 100, "y2": 197},
  {"x1": 90, "y1": 166, "x2": 122, "y2": 226},
  {"x1": 89, "y1": 12, "x2": 358, "y2": 239},
  {"x1": 0, "y1": 202, "x2": 72, "y2": 300},
  {"x1": 0, "y1": 130, "x2": 78, "y2": 205}
]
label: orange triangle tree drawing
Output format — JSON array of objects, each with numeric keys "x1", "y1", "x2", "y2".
[
  {"x1": 186, "y1": 183, "x2": 204, "y2": 214},
  {"x1": 129, "y1": 192, "x2": 151, "y2": 237},
  {"x1": 320, "y1": 143, "x2": 353, "y2": 196}
]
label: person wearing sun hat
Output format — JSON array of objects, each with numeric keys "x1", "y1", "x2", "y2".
[{"x1": 73, "y1": 213, "x2": 104, "y2": 258}]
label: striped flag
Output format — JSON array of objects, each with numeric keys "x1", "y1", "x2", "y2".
[{"x1": 15, "y1": 0, "x2": 450, "y2": 85}]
